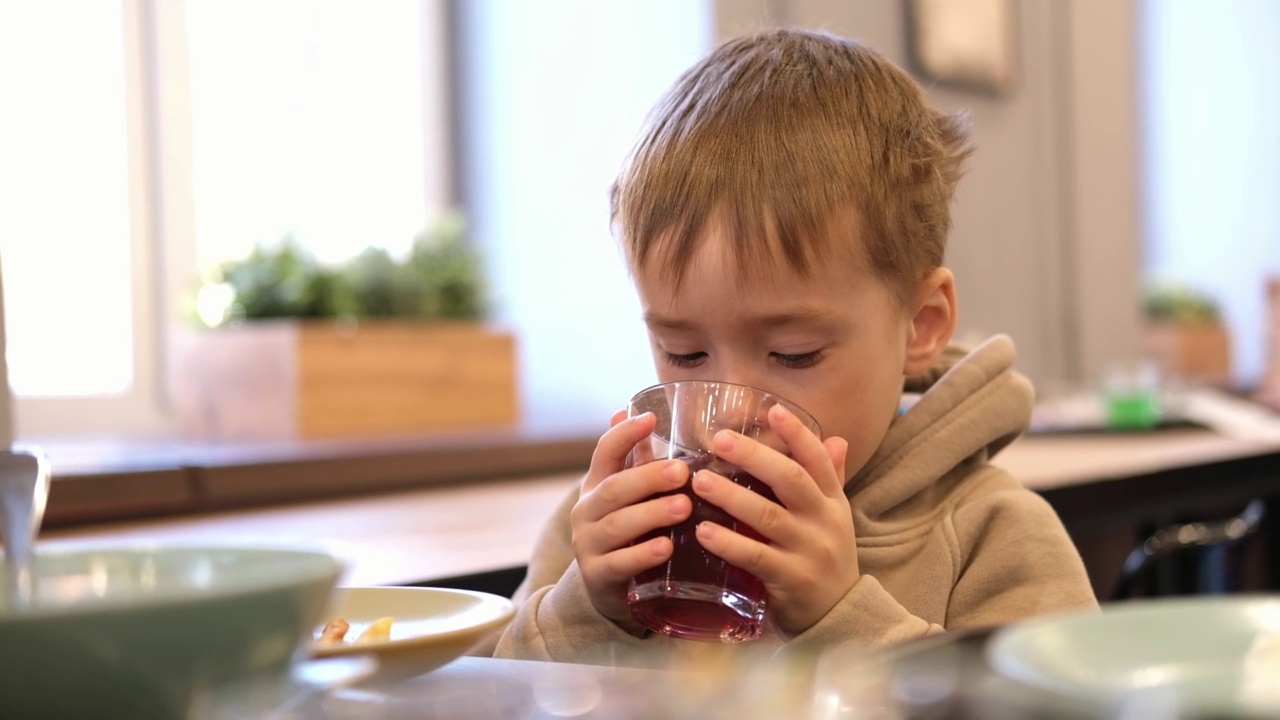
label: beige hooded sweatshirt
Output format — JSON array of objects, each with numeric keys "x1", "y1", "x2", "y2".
[{"x1": 488, "y1": 335, "x2": 1098, "y2": 664}]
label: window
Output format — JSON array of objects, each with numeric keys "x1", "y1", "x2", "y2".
[
  {"x1": 0, "y1": 0, "x2": 453, "y2": 438},
  {"x1": 0, "y1": 1, "x2": 134, "y2": 397},
  {"x1": 1140, "y1": 0, "x2": 1280, "y2": 387},
  {"x1": 3, "y1": 0, "x2": 712, "y2": 440},
  {"x1": 184, "y1": 0, "x2": 437, "y2": 269}
]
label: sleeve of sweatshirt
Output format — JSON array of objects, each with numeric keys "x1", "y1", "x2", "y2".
[
  {"x1": 774, "y1": 573, "x2": 946, "y2": 662},
  {"x1": 776, "y1": 477, "x2": 1097, "y2": 660},
  {"x1": 483, "y1": 483, "x2": 653, "y2": 664}
]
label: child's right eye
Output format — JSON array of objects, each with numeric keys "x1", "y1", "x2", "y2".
[{"x1": 664, "y1": 351, "x2": 707, "y2": 368}]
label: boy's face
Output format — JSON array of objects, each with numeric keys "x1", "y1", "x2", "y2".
[{"x1": 634, "y1": 226, "x2": 922, "y2": 481}]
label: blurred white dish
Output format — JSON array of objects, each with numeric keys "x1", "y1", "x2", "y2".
[
  {"x1": 311, "y1": 586, "x2": 515, "y2": 684},
  {"x1": 0, "y1": 541, "x2": 343, "y2": 719},
  {"x1": 988, "y1": 595, "x2": 1280, "y2": 718}
]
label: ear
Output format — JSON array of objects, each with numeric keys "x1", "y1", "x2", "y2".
[{"x1": 903, "y1": 268, "x2": 957, "y2": 377}]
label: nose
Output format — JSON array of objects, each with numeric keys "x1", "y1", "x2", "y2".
[
  {"x1": 701, "y1": 381, "x2": 787, "y2": 453},
  {"x1": 697, "y1": 363, "x2": 760, "y2": 425},
  {"x1": 714, "y1": 361, "x2": 766, "y2": 398},
  {"x1": 681, "y1": 361, "x2": 791, "y2": 453}
]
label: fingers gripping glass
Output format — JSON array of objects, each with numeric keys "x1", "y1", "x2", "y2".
[{"x1": 625, "y1": 381, "x2": 821, "y2": 643}]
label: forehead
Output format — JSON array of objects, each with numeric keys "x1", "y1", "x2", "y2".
[
  {"x1": 635, "y1": 223, "x2": 871, "y2": 324},
  {"x1": 637, "y1": 211, "x2": 866, "y2": 292}
]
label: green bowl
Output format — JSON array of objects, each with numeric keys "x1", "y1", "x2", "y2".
[{"x1": 0, "y1": 542, "x2": 344, "y2": 719}]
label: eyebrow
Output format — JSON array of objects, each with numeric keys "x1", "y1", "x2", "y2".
[{"x1": 643, "y1": 308, "x2": 841, "y2": 331}]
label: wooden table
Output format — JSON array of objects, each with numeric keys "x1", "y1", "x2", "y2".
[
  {"x1": 43, "y1": 472, "x2": 579, "y2": 588},
  {"x1": 41, "y1": 431, "x2": 1280, "y2": 595}
]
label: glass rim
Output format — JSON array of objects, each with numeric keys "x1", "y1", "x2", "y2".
[{"x1": 628, "y1": 379, "x2": 821, "y2": 437}]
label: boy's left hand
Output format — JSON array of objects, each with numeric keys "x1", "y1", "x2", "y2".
[{"x1": 691, "y1": 403, "x2": 856, "y2": 636}]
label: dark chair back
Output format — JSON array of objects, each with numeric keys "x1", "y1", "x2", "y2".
[{"x1": 1110, "y1": 499, "x2": 1266, "y2": 601}]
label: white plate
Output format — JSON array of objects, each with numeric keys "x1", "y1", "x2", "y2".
[
  {"x1": 310, "y1": 586, "x2": 514, "y2": 684},
  {"x1": 987, "y1": 595, "x2": 1280, "y2": 718}
]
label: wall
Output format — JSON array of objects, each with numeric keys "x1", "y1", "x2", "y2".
[
  {"x1": 455, "y1": 0, "x2": 711, "y2": 428},
  {"x1": 717, "y1": 0, "x2": 1145, "y2": 391}
]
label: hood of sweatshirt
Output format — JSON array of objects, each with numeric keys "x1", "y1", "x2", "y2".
[{"x1": 845, "y1": 334, "x2": 1034, "y2": 519}]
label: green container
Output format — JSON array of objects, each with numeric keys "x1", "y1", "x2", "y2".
[{"x1": 1104, "y1": 390, "x2": 1162, "y2": 430}]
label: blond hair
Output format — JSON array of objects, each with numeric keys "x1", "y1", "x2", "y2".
[{"x1": 610, "y1": 28, "x2": 972, "y2": 303}]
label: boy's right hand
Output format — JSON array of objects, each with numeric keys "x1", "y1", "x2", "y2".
[{"x1": 570, "y1": 410, "x2": 692, "y2": 633}]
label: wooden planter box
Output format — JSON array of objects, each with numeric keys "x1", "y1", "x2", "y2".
[
  {"x1": 1141, "y1": 321, "x2": 1232, "y2": 388},
  {"x1": 169, "y1": 320, "x2": 518, "y2": 440}
]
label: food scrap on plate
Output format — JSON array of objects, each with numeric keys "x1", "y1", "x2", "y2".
[{"x1": 317, "y1": 616, "x2": 394, "y2": 644}]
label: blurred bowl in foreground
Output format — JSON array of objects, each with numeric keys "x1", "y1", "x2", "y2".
[{"x1": 0, "y1": 541, "x2": 344, "y2": 719}]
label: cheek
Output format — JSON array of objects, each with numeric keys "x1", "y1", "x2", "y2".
[
  {"x1": 840, "y1": 412, "x2": 895, "y2": 479},
  {"x1": 807, "y1": 369, "x2": 903, "y2": 477},
  {"x1": 654, "y1": 366, "x2": 682, "y2": 383}
]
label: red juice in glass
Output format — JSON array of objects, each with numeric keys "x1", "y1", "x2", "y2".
[{"x1": 627, "y1": 454, "x2": 775, "y2": 643}]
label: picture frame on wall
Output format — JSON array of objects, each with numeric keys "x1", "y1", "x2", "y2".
[{"x1": 904, "y1": 0, "x2": 1018, "y2": 96}]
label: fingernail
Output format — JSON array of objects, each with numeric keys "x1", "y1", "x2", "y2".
[
  {"x1": 696, "y1": 522, "x2": 715, "y2": 538},
  {"x1": 714, "y1": 430, "x2": 736, "y2": 451},
  {"x1": 663, "y1": 461, "x2": 684, "y2": 482},
  {"x1": 693, "y1": 471, "x2": 714, "y2": 492},
  {"x1": 632, "y1": 412, "x2": 654, "y2": 424},
  {"x1": 666, "y1": 495, "x2": 686, "y2": 513},
  {"x1": 771, "y1": 404, "x2": 793, "y2": 422}
]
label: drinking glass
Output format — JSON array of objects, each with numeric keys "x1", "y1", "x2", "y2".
[{"x1": 625, "y1": 381, "x2": 821, "y2": 643}]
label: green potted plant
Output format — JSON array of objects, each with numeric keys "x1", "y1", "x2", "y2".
[
  {"x1": 1141, "y1": 280, "x2": 1232, "y2": 387},
  {"x1": 169, "y1": 214, "x2": 517, "y2": 440}
]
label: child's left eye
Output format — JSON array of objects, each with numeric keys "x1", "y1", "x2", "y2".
[{"x1": 772, "y1": 351, "x2": 823, "y2": 369}]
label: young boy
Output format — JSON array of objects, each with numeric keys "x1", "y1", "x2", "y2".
[{"x1": 489, "y1": 27, "x2": 1097, "y2": 663}]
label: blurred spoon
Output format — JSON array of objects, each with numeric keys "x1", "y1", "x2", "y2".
[{"x1": 0, "y1": 447, "x2": 50, "y2": 611}]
